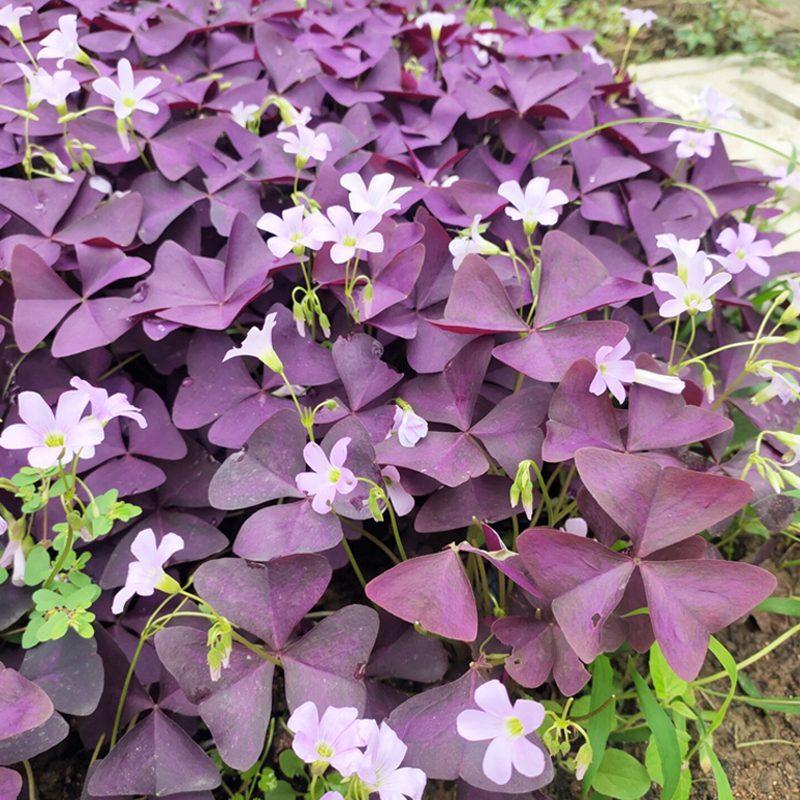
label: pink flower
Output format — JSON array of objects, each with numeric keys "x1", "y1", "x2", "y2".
[
  {"x1": 498, "y1": 177, "x2": 568, "y2": 234},
  {"x1": 295, "y1": 438, "x2": 357, "y2": 514},
  {"x1": 389, "y1": 406, "x2": 428, "y2": 448},
  {"x1": 316, "y1": 206, "x2": 384, "y2": 264},
  {"x1": 277, "y1": 125, "x2": 331, "y2": 167},
  {"x1": 653, "y1": 258, "x2": 731, "y2": 318},
  {"x1": 456, "y1": 680, "x2": 546, "y2": 786},
  {"x1": 563, "y1": 518, "x2": 588, "y2": 536},
  {"x1": 668, "y1": 128, "x2": 716, "y2": 159},
  {"x1": 257, "y1": 206, "x2": 328, "y2": 258},
  {"x1": 340, "y1": 173, "x2": 411, "y2": 216},
  {"x1": 0, "y1": 390, "x2": 104, "y2": 469},
  {"x1": 0, "y1": 524, "x2": 26, "y2": 588},
  {"x1": 355, "y1": 721, "x2": 427, "y2": 800},
  {"x1": 69, "y1": 378, "x2": 147, "y2": 428},
  {"x1": 92, "y1": 58, "x2": 161, "y2": 120},
  {"x1": 380, "y1": 466, "x2": 414, "y2": 517},
  {"x1": 111, "y1": 528, "x2": 184, "y2": 614},
  {"x1": 714, "y1": 222, "x2": 773, "y2": 277},
  {"x1": 288, "y1": 701, "x2": 368, "y2": 776},
  {"x1": 620, "y1": 7, "x2": 657, "y2": 30},
  {"x1": 590, "y1": 339, "x2": 635, "y2": 404}
]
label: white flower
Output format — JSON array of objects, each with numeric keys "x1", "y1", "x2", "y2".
[
  {"x1": 472, "y1": 23, "x2": 503, "y2": 65},
  {"x1": 653, "y1": 257, "x2": 731, "y2": 318},
  {"x1": 690, "y1": 86, "x2": 741, "y2": 127},
  {"x1": 753, "y1": 363, "x2": 799, "y2": 406},
  {"x1": 0, "y1": 390, "x2": 104, "y2": 469},
  {"x1": 456, "y1": 680, "x2": 546, "y2": 786},
  {"x1": 620, "y1": 7, "x2": 658, "y2": 31},
  {"x1": 498, "y1": 177, "x2": 568, "y2": 235},
  {"x1": 89, "y1": 176, "x2": 113, "y2": 195},
  {"x1": 380, "y1": 466, "x2": 414, "y2": 517},
  {"x1": 414, "y1": 11, "x2": 456, "y2": 42},
  {"x1": 780, "y1": 276, "x2": 800, "y2": 323},
  {"x1": 316, "y1": 206, "x2": 384, "y2": 264},
  {"x1": 449, "y1": 214, "x2": 501, "y2": 270},
  {"x1": 18, "y1": 63, "x2": 80, "y2": 110},
  {"x1": 430, "y1": 175, "x2": 459, "y2": 188},
  {"x1": 92, "y1": 58, "x2": 161, "y2": 120},
  {"x1": 563, "y1": 518, "x2": 588, "y2": 536},
  {"x1": 355, "y1": 721, "x2": 427, "y2": 800},
  {"x1": 38, "y1": 14, "x2": 86, "y2": 68},
  {"x1": 590, "y1": 339, "x2": 636, "y2": 404},
  {"x1": 278, "y1": 104, "x2": 312, "y2": 131},
  {"x1": 277, "y1": 124, "x2": 331, "y2": 168},
  {"x1": 257, "y1": 206, "x2": 329, "y2": 258},
  {"x1": 655, "y1": 233, "x2": 712, "y2": 279},
  {"x1": 388, "y1": 405, "x2": 428, "y2": 448},
  {"x1": 69, "y1": 378, "x2": 147, "y2": 428},
  {"x1": 0, "y1": 533, "x2": 25, "y2": 587},
  {"x1": 111, "y1": 528, "x2": 184, "y2": 614},
  {"x1": 633, "y1": 369, "x2": 685, "y2": 395},
  {"x1": 340, "y1": 173, "x2": 411, "y2": 216},
  {"x1": 775, "y1": 431, "x2": 800, "y2": 467},
  {"x1": 668, "y1": 128, "x2": 716, "y2": 159},
  {"x1": 230, "y1": 100, "x2": 260, "y2": 128},
  {"x1": 713, "y1": 222, "x2": 773, "y2": 277},
  {"x1": 583, "y1": 44, "x2": 611, "y2": 66},
  {"x1": 222, "y1": 313, "x2": 283, "y2": 373},
  {"x1": 0, "y1": 4, "x2": 32, "y2": 39},
  {"x1": 774, "y1": 164, "x2": 800, "y2": 189}
]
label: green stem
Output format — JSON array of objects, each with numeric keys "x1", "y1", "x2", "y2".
[
  {"x1": 617, "y1": 34, "x2": 634, "y2": 79},
  {"x1": 230, "y1": 630, "x2": 281, "y2": 666},
  {"x1": 23, "y1": 760, "x2": 35, "y2": 800},
  {"x1": 126, "y1": 118, "x2": 152, "y2": 170},
  {"x1": 528, "y1": 461, "x2": 555, "y2": 526},
  {"x1": 533, "y1": 117, "x2": 800, "y2": 170},
  {"x1": 693, "y1": 622, "x2": 800, "y2": 687},
  {"x1": 340, "y1": 536, "x2": 367, "y2": 589}
]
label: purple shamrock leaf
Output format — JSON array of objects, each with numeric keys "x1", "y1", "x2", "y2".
[
  {"x1": 155, "y1": 628, "x2": 275, "y2": 771},
  {"x1": 0, "y1": 664, "x2": 54, "y2": 740},
  {"x1": 281, "y1": 604, "x2": 379, "y2": 714},
  {"x1": 87, "y1": 710, "x2": 220, "y2": 797},
  {"x1": 193, "y1": 556, "x2": 331, "y2": 651},
  {"x1": 535, "y1": 231, "x2": 650, "y2": 328},
  {"x1": 366, "y1": 547, "x2": 478, "y2": 641}
]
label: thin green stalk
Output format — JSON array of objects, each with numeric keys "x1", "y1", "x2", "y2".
[
  {"x1": 23, "y1": 760, "x2": 35, "y2": 800},
  {"x1": 340, "y1": 536, "x2": 367, "y2": 589}
]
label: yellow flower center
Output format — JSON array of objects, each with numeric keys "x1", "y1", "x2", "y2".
[
  {"x1": 44, "y1": 432, "x2": 65, "y2": 448},
  {"x1": 504, "y1": 716, "x2": 524, "y2": 738}
]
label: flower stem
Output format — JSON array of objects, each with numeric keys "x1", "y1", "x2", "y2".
[
  {"x1": 23, "y1": 760, "x2": 35, "y2": 800},
  {"x1": 340, "y1": 535, "x2": 367, "y2": 588},
  {"x1": 126, "y1": 118, "x2": 152, "y2": 170}
]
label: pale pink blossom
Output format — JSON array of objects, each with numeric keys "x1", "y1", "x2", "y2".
[
  {"x1": 316, "y1": 206, "x2": 384, "y2": 264},
  {"x1": 472, "y1": 23, "x2": 503, "y2": 65},
  {"x1": 498, "y1": 178, "x2": 568, "y2": 234},
  {"x1": 753, "y1": 363, "x2": 799, "y2": 406},
  {"x1": 389, "y1": 406, "x2": 428, "y2": 448},
  {"x1": 288, "y1": 702, "x2": 368, "y2": 776},
  {"x1": 222, "y1": 313, "x2": 283, "y2": 373},
  {"x1": 295, "y1": 438, "x2": 357, "y2": 514},
  {"x1": 69, "y1": 378, "x2": 147, "y2": 428},
  {"x1": 668, "y1": 128, "x2": 716, "y2": 159},
  {"x1": 111, "y1": 528, "x2": 184, "y2": 614},
  {"x1": 563, "y1": 518, "x2": 588, "y2": 536},
  {"x1": 620, "y1": 7, "x2": 657, "y2": 30},
  {"x1": 691, "y1": 86, "x2": 741, "y2": 127},
  {"x1": 381, "y1": 466, "x2": 414, "y2": 517},
  {"x1": 655, "y1": 234, "x2": 712, "y2": 278},
  {"x1": 230, "y1": 100, "x2": 260, "y2": 128},
  {"x1": 774, "y1": 165, "x2": 800, "y2": 189},
  {"x1": 456, "y1": 680, "x2": 546, "y2": 786},
  {"x1": 653, "y1": 259, "x2": 731, "y2": 318},
  {"x1": 0, "y1": 522, "x2": 26, "y2": 588},
  {"x1": 340, "y1": 173, "x2": 411, "y2": 216},
  {"x1": 355, "y1": 721, "x2": 427, "y2": 800},
  {"x1": 583, "y1": 44, "x2": 611, "y2": 66},
  {"x1": 591, "y1": 339, "x2": 635, "y2": 404},
  {"x1": 278, "y1": 104, "x2": 312, "y2": 131},
  {"x1": 0, "y1": 390, "x2": 104, "y2": 469},
  {"x1": 38, "y1": 14, "x2": 86, "y2": 68},
  {"x1": 258, "y1": 206, "x2": 328, "y2": 258},
  {"x1": 714, "y1": 222, "x2": 773, "y2": 277},
  {"x1": 93, "y1": 58, "x2": 161, "y2": 120},
  {"x1": 0, "y1": 4, "x2": 32, "y2": 39},
  {"x1": 414, "y1": 11, "x2": 456, "y2": 41},
  {"x1": 277, "y1": 125, "x2": 331, "y2": 167},
  {"x1": 633, "y1": 369, "x2": 685, "y2": 395},
  {"x1": 449, "y1": 214, "x2": 501, "y2": 270},
  {"x1": 18, "y1": 63, "x2": 79, "y2": 109}
]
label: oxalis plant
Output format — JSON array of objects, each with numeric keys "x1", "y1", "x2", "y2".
[{"x1": 2, "y1": 2, "x2": 800, "y2": 800}]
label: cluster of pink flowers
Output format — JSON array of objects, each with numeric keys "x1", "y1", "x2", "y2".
[{"x1": 288, "y1": 701, "x2": 426, "y2": 800}]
